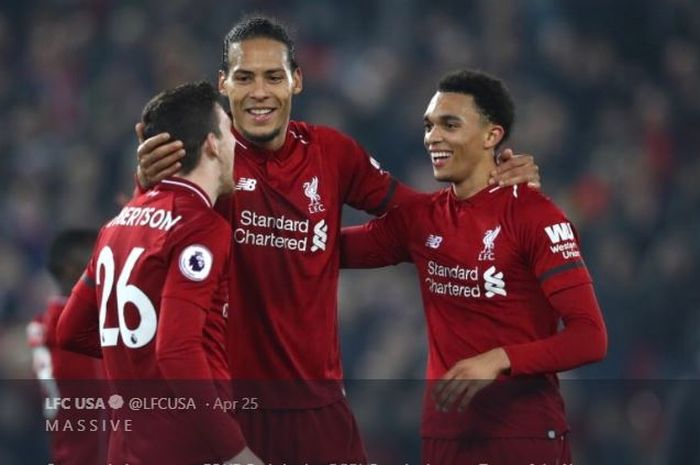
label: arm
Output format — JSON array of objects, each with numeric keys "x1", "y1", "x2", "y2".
[
  {"x1": 504, "y1": 282, "x2": 607, "y2": 374},
  {"x1": 56, "y1": 273, "x2": 103, "y2": 358},
  {"x1": 158, "y1": 221, "x2": 253, "y2": 461},
  {"x1": 434, "y1": 283, "x2": 606, "y2": 411},
  {"x1": 156, "y1": 296, "x2": 248, "y2": 460},
  {"x1": 340, "y1": 208, "x2": 411, "y2": 269},
  {"x1": 337, "y1": 129, "x2": 541, "y2": 216}
]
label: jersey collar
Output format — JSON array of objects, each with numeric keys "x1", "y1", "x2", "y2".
[
  {"x1": 159, "y1": 177, "x2": 212, "y2": 208},
  {"x1": 448, "y1": 183, "x2": 502, "y2": 207},
  {"x1": 231, "y1": 124, "x2": 299, "y2": 163}
]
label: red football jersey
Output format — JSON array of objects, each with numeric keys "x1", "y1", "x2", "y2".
[
  {"x1": 27, "y1": 298, "x2": 107, "y2": 465},
  {"x1": 59, "y1": 177, "x2": 244, "y2": 463},
  {"x1": 217, "y1": 121, "x2": 416, "y2": 407},
  {"x1": 341, "y1": 184, "x2": 606, "y2": 438}
]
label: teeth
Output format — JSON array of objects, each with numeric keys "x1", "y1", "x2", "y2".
[
  {"x1": 431, "y1": 151, "x2": 452, "y2": 161},
  {"x1": 249, "y1": 108, "x2": 273, "y2": 115}
]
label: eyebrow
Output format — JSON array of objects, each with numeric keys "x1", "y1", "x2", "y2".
[
  {"x1": 233, "y1": 68, "x2": 286, "y2": 75},
  {"x1": 423, "y1": 114, "x2": 462, "y2": 124}
]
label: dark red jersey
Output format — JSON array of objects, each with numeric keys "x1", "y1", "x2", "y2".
[
  {"x1": 217, "y1": 121, "x2": 416, "y2": 407},
  {"x1": 27, "y1": 298, "x2": 107, "y2": 465},
  {"x1": 341, "y1": 184, "x2": 606, "y2": 439},
  {"x1": 58, "y1": 177, "x2": 245, "y2": 463},
  {"x1": 28, "y1": 297, "x2": 106, "y2": 381}
]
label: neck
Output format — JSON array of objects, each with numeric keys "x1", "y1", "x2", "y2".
[
  {"x1": 178, "y1": 167, "x2": 219, "y2": 206},
  {"x1": 451, "y1": 152, "x2": 498, "y2": 199}
]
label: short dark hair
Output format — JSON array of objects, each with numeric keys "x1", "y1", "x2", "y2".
[
  {"x1": 438, "y1": 70, "x2": 515, "y2": 149},
  {"x1": 221, "y1": 15, "x2": 298, "y2": 73},
  {"x1": 141, "y1": 81, "x2": 223, "y2": 175},
  {"x1": 48, "y1": 229, "x2": 98, "y2": 293}
]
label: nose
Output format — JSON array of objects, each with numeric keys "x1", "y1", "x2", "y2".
[
  {"x1": 424, "y1": 126, "x2": 442, "y2": 148},
  {"x1": 250, "y1": 76, "x2": 269, "y2": 100}
]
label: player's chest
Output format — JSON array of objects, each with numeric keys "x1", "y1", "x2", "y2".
[
  {"x1": 409, "y1": 209, "x2": 524, "y2": 300},
  {"x1": 233, "y1": 153, "x2": 338, "y2": 219}
]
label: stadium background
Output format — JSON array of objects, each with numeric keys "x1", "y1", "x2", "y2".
[{"x1": 0, "y1": 0, "x2": 698, "y2": 463}]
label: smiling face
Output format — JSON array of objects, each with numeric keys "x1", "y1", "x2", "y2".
[
  {"x1": 423, "y1": 91, "x2": 503, "y2": 185},
  {"x1": 218, "y1": 37, "x2": 303, "y2": 151}
]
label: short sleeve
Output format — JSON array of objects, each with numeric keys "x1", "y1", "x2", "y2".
[
  {"x1": 516, "y1": 189, "x2": 592, "y2": 297},
  {"x1": 161, "y1": 216, "x2": 232, "y2": 309}
]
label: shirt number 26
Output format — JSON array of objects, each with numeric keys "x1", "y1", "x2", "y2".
[{"x1": 96, "y1": 246, "x2": 157, "y2": 349}]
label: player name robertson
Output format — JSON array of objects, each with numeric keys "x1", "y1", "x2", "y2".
[{"x1": 106, "y1": 206, "x2": 182, "y2": 231}]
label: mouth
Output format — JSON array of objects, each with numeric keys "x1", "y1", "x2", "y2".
[
  {"x1": 430, "y1": 151, "x2": 453, "y2": 168},
  {"x1": 245, "y1": 107, "x2": 276, "y2": 123}
]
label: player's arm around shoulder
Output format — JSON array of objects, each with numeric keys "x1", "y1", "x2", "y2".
[
  {"x1": 341, "y1": 197, "x2": 420, "y2": 269},
  {"x1": 313, "y1": 124, "x2": 422, "y2": 213}
]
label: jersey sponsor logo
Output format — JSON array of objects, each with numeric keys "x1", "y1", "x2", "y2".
[
  {"x1": 484, "y1": 265, "x2": 507, "y2": 298},
  {"x1": 303, "y1": 176, "x2": 326, "y2": 213},
  {"x1": 425, "y1": 260, "x2": 480, "y2": 297},
  {"x1": 178, "y1": 245, "x2": 213, "y2": 281},
  {"x1": 544, "y1": 222, "x2": 581, "y2": 259},
  {"x1": 234, "y1": 209, "x2": 330, "y2": 253},
  {"x1": 311, "y1": 219, "x2": 328, "y2": 252},
  {"x1": 423, "y1": 261, "x2": 507, "y2": 299},
  {"x1": 544, "y1": 222, "x2": 574, "y2": 244},
  {"x1": 234, "y1": 210, "x2": 310, "y2": 251},
  {"x1": 425, "y1": 234, "x2": 443, "y2": 249},
  {"x1": 549, "y1": 241, "x2": 581, "y2": 260},
  {"x1": 478, "y1": 225, "x2": 501, "y2": 261},
  {"x1": 236, "y1": 178, "x2": 257, "y2": 191}
]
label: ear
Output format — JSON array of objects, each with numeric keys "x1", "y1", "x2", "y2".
[
  {"x1": 484, "y1": 125, "x2": 505, "y2": 150},
  {"x1": 218, "y1": 70, "x2": 227, "y2": 95},
  {"x1": 204, "y1": 132, "x2": 220, "y2": 160},
  {"x1": 292, "y1": 67, "x2": 303, "y2": 95}
]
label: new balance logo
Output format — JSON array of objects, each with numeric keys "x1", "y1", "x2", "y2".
[
  {"x1": 544, "y1": 222, "x2": 574, "y2": 244},
  {"x1": 236, "y1": 178, "x2": 257, "y2": 191},
  {"x1": 484, "y1": 266, "x2": 506, "y2": 298},
  {"x1": 425, "y1": 235, "x2": 443, "y2": 249}
]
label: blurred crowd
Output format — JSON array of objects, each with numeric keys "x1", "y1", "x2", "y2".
[{"x1": 0, "y1": 0, "x2": 698, "y2": 462}]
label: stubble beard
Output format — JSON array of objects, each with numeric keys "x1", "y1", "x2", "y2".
[{"x1": 242, "y1": 127, "x2": 282, "y2": 147}]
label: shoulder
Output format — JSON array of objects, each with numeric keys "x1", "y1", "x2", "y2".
[
  {"x1": 500, "y1": 184, "x2": 568, "y2": 221},
  {"x1": 169, "y1": 197, "x2": 231, "y2": 244},
  {"x1": 292, "y1": 121, "x2": 360, "y2": 149},
  {"x1": 386, "y1": 190, "x2": 439, "y2": 219}
]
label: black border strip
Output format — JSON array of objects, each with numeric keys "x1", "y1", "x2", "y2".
[
  {"x1": 374, "y1": 177, "x2": 398, "y2": 214},
  {"x1": 538, "y1": 260, "x2": 585, "y2": 283}
]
